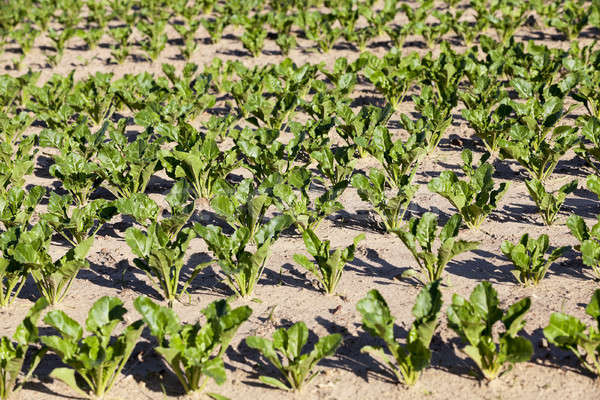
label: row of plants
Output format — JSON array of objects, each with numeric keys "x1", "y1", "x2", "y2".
[
  {"x1": 2, "y1": 283, "x2": 599, "y2": 399},
  {"x1": 1, "y1": 174, "x2": 598, "y2": 314},
  {"x1": 1, "y1": 0, "x2": 599, "y2": 68}
]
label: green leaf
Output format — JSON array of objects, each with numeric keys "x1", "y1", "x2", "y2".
[
  {"x1": 43, "y1": 310, "x2": 82, "y2": 341},
  {"x1": 86, "y1": 296, "x2": 125, "y2": 335},
  {"x1": 49, "y1": 367, "x2": 88, "y2": 397},
  {"x1": 133, "y1": 296, "x2": 179, "y2": 344},
  {"x1": 259, "y1": 375, "x2": 290, "y2": 390},
  {"x1": 206, "y1": 393, "x2": 232, "y2": 400}
]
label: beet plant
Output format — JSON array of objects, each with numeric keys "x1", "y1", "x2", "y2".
[
  {"x1": 25, "y1": 228, "x2": 94, "y2": 305},
  {"x1": 0, "y1": 186, "x2": 44, "y2": 230},
  {"x1": 161, "y1": 137, "x2": 236, "y2": 201},
  {"x1": 271, "y1": 167, "x2": 347, "y2": 233},
  {"x1": 0, "y1": 135, "x2": 37, "y2": 190},
  {"x1": 525, "y1": 178, "x2": 577, "y2": 226},
  {"x1": 501, "y1": 233, "x2": 567, "y2": 286},
  {"x1": 567, "y1": 213, "x2": 600, "y2": 280},
  {"x1": 356, "y1": 281, "x2": 442, "y2": 386},
  {"x1": 42, "y1": 296, "x2": 144, "y2": 399},
  {"x1": 361, "y1": 49, "x2": 421, "y2": 109},
  {"x1": 246, "y1": 321, "x2": 342, "y2": 391},
  {"x1": 447, "y1": 282, "x2": 533, "y2": 380},
  {"x1": 0, "y1": 298, "x2": 48, "y2": 400},
  {"x1": 544, "y1": 289, "x2": 600, "y2": 377},
  {"x1": 393, "y1": 213, "x2": 479, "y2": 284},
  {"x1": 135, "y1": 296, "x2": 251, "y2": 395},
  {"x1": 194, "y1": 214, "x2": 292, "y2": 298},
  {"x1": 293, "y1": 229, "x2": 364, "y2": 294},
  {"x1": 42, "y1": 194, "x2": 116, "y2": 246},
  {"x1": 428, "y1": 150, "x2": 509, "y2": 229},
  {"x1": 125, "y1": 220, "x2": 198, "y2": 307}
]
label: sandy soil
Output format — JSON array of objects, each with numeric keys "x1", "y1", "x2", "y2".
[{"x1": 1, "y1": 2, "x2": 600, "y2": 399}]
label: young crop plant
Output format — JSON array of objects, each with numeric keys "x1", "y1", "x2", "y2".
[
  {"x1": 360, "y1": 49, "x2": 421, "y2": 109},
  {"x1": 352, "y1": 168, "x2": 418, "y2": 232},
  {"x1": 201, "y1": 14, "x2": 230, "y2": 44},
  {"x1": 173, "y1": 18, "x2": 201, "y2": 60},
  {"x1": 572, "y1": 65, "x2": 600, "y2": 120},
  {"x1": 243, "y1": 91, "x2": 301, "y2": 132},
  {"x1": 0, "y1": 111, "x2": 34, "y2": 145},
  {"x1": 42, "y1": 193, "x2": 117, "y2": 246},
  {"x1": 393, "y1": 213, "x2": 479, "y2": 285},
  {"x1": 288, "y1": 119, "x2": 333, "y2": 157},
  {"x1": 125, "y1": 222, "x2": 198, "y2": 307},
  {"x1": 49, "y1": 152, "x2": 103, "y2": 207},
  {"x1": 414, "y1": 17, "x2": 451, "y2": 49},
  {"x1": 77, "y1": 27, "x2": 104, "y2": 51},
  {"x1": 499, "y1": 76, "x2": 580, "y2": 181},
  {"x1": 366, "y1": 126, "x2": 427, "y2": 189},
  {"x1": 544, "y1": 289, "x2": 600, "y2": 376},
  {"x1": 460, "y1": 71, "x2": 512, "y2": 154},
  {"x1": 271, "y1": 167, "x2": 348, "y2": 234},
  {"x1": 359, "y1": 0, "x2": 397, "y2": 37},
  {"x1": 246, "y1": 321, "x2": 342, "y2": 391},
  {"x1": 194, "y1": 213, "x2": 292, "y2": 298},
  {"x1": 317, "y1": 58, "x2": 358, "y2": 101},
  {"x1": 567, "y1": 213, "x2": 600, "y2": 280},
  {"x1": 547, "y1": 0, "x2": 589, "y2": 40},
  {"x1": 0, "y1": 298, "x2": 48, "y2": 400},
  {"x1": 24, "y1": 229, "x2": 94, "y2": 305},
  {"x1": 46, "y1": 26, "x2": 76, "y2": 66},
  {"x1": 293, "y1": 229, "x2": 364, "y2": 295},
  {"x1": 501, "y1": 233, "x2": 567, "y2": 286},
  {"x1": 23, "y1": 72, "x2": 74, "y2": 129},
  {"x1": 9, "y1": 23, "x2": 39, "y2": 70},
  {"x1": 42, "y1": 296, "x2": 144, "y2": 399},
  {"x1": 108, "y1": 26, "x2": 132, "y2": 64},
  {"x1": 447, "y1": 281, "x2": 533, "y2": 380},
  {"x1": 499, "y1": 124, "x2": 580, "y2": 183},
  {"x1": 135, "y1": 296, "x2": 251, "y2": 395},
  {"x1": 162, "y1": 63, "x2": 216, "y2": 120},
  {"x1": 396, "y1": 0, "x2": 435, "y2": 48},
  {"x1": 137, "y1": 18, "x2": 168, "y2": 61},
  {"x1": 428, "y1": 150, "x2": 509, "y2": 230},
  {"x1": 68, "y1": 72, "x2": 119, "y2": 127},
  {"x1": 234, "y1": 127, "x2": 302, "y2": 181},
  {"x1": 525, "y1": 178, "x2": 577, "y2": 226},
  {"x1": 0, "y1": 186, "x2": 44, "y2": 230},
  {"x1": 486, "y1": 0, "x2": 529, "y2": 45},
  {"x1": 301, "y1": 11, "x2": 343, "y2": 53},
  {"x1": 311, "y1": 145, "x2": 356, "y2": 189},
  {"x1": 161, "y1": 137, "x2": 237, "y2": 201},
  {"x1": 114, "y1": 193, "x2": 160, "y2": 228},
  {"x1": 575, "y1": 117, "x2": 600, "y2": 173},
  {"x1": 350, "y1": 126, "x2": 427, "y2": 232},
  {"x1": 270, "y1": 12, "x2": 296, "y2": 55},
  {"x1": 210, "y1": 178, "x2": 276, "y2": 238},
  {"x1": 356, "y1": 281, "x2": 442, "y2": 386},
  {"x1": 40, "y1": 119, "x2": 106, "y2": 162},
  {"x1": 419, "y1": 44, "x2": 462, "y2": 112},
  {"x1": 0, "y1": 135, "x2": 36, "y2": 189},
  {"x1": 335, "y1": 103, "x2": 393, "y2": 158},
  {"x1": 222, "y1": 63, "x2": 271, "y2": 119},
  {"x1": 0, "y1": 225, "x2": 40, "y2": 307},
  {"x1": 241, "y1": 16, "x2": 268, "y2": 57},
  {"x1": 97, "y1": 129, "x2": 160, "y2": 200},
  {"x1": 400, "y1": 91, "x2": 453, "y2": 155}
]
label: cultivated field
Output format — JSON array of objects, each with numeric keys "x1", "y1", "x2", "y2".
[{"x1": 0, "y1": 0, "x2": 599, "y2": 399}]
